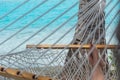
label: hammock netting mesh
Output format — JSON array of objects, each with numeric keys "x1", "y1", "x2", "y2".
[{"x1": 0, "y1": 0, "x2": 119, "y2": 80}]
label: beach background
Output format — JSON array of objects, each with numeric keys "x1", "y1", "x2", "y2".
[{"x1": 0, "y1": 0, "x2": 119, "y2": 54}]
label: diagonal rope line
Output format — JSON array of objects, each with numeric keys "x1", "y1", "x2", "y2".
[
  {"x1": 0, "y1": 0, "x2": 97, "y2": 57},
  {"x1": 36, "y1": 8, "x2": 98, "y2": 75},
  {"x1": 0, "y1": 0, "x2": 65, "y2": 46},
  {"x1": 0, "y1": 1, "x2": 99, "y2": 71},
  {"x1": 0, "y1": 0, "x2": 30, "y2": 19},
  {"x1": 4, "y1": 2, "x2": 99, "y2": 65},
  {"x1": 60, "y1": 10, "x2": 103, "y2": 80},
  {"x1": 77, "y1": 10, "x2": 97, "y2": 44},
  {"x1": 5, "y1": 8, "x2": 79, "y2": 69},
  {"x1": 89, "y1": 22, "x2": 118, "y2": 80},
  {"x1": 0, "y1": 0, "x2": 118, "y2": 79},
  {"x1": 85, "y1": 4, "x2": 120, "y2": 78},
  {"x1": 0, "y1": 0, "x2": 105, "y2": 70},
  {"x1": 72, "y1": 12, "x2": 118, "y2": 80},
  {"x1": 53, "y1": 0, "x2": 116, "y2": 79},
  {"x1": 0, "y1": 1, "x2": 79, "y2": 68},
  {"x1": 0, "y1": 1, "x2": 78, "y2": 57},
  {"x1": 0, "y1": 0, "x2": 100, "y2": 69},
  {"x1": 70, "y1": 2, "x2": 120, "y2": 79},
  {"x1": 27, "y1": 0, "x2": 109, "y2": 73},
  {"x1": 90, "y1": 11, "x2": 120, "y2": 80},
  {"x1": 0, "y1": 0, "x2": 48, "y2": 32}
]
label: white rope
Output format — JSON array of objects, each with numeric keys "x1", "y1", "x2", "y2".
[
  {"x1": 70, "y1": 1, "x2": 119, "y2": 79},
  {"x1": 0, "y1": 0, "x2": 30, "y2": 19},
  {"x1": 0, "y1": 0, "x2": 49, "y2": 32},
  {"x1": 0, "y1": 0, "x2": 119, "y2": 79}
]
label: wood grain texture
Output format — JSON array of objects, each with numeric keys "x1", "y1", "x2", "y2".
[{"x1": 26, "y1": 44, "x2": 120, "y2": 49}]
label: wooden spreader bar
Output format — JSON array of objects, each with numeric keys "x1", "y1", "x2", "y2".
[
  {"x1": 26, "y1": 44, "x2": 120, "y2": 49},
  {"x1": 0, "y1": 66, "x2": 53, "y2": 80}
]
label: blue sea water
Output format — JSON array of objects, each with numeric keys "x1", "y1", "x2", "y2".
[
  {"x1": 0, "y1": 0, "x2": 119, "y2": 53},
  {"x1": 0, "y1": 0, "x2": 78, "y2": 53}
]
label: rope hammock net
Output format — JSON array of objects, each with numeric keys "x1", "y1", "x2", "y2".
[{"x1": 0, "y1": 0, "x2": 119, "y2": 80}]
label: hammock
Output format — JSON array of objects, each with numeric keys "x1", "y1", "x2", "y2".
[{"x1": 0, "y1": 0, "x2": 119, "y2": 80}]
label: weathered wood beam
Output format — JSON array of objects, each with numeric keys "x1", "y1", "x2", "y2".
[{"x1": 26, "y1": 44, "x2": 120, "y2": 49}]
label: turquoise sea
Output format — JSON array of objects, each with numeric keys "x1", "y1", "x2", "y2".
[{"x1": 0, "y1": 0, "x2": 119, "y2": 53}]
